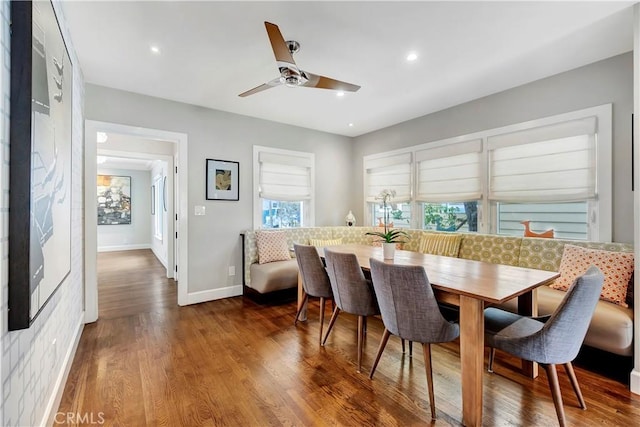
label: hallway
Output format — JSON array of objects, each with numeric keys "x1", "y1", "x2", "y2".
[{"x1": 98, "y1": 249, "x2": 177, "y2": 319}]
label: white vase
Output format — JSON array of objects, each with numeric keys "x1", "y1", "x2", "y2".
[{"x1": 382, "y1": 242, "x2": 396, "y2": 259}]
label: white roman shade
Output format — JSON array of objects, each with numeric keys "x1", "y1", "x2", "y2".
[
  {"x1": 415, "y1": 139, "x2": 482, "y2": 203},
  {"x1": 258, "y1": 151, "x2": 313, "y2": 201},
  {"x1": 488, "y1": 117, "x2": 597, "y2": 202},
  {"x1": 364, "y1": 153, "x2": 412, "y2": 202}
]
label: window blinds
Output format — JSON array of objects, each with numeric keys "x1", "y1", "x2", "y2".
[
  {"x1": 487, "y1": 117, "x2": 597, "y2": 202},
  {"x1": 258, "y1": 151, "x2": 313, "y2": 201},
  {"x1": 364, "y1": 153, "x2": 412, "y2": 202},
  {"x1": 415, "y1": 139, "x2": 482, "y2": 202}
]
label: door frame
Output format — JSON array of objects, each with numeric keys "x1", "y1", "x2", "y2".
[{"x1": 84, "y1": 120, "x2": 189, "y2": 323}]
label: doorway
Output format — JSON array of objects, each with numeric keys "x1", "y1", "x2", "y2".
[{"x1": 84, "y1": 120, "x2": 189, "y2": 323}]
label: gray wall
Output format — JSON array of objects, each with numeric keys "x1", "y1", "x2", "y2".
[
  {"x1": 85, "y1": 85, "x2": 353, "y2": 292},
  {"x1": 97, "y1": 168, "x2": 151, "y2": 250},
  {"x1": 352, "y1": 52, "x2": 634, "y2": 243}
]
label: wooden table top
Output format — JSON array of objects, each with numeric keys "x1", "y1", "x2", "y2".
[{"x1": 319, "y1": 244, "x2": 559, "y2": 305}]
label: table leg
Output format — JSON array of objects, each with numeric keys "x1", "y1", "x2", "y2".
[
  {"x1": 297, "y1": 273, "x2": 307, "y2": 322},
  {"x1": 517, "y1": 290, "x2": 538, "y2": 378},
  {"x1": 460, "y1": 295, "x2": 484, "y2": 427}
]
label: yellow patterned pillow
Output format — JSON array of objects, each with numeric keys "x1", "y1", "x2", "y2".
[
  {"x1": 256, "y1": 231, "x2": 291, "y2": 264},
  {"x1": 551, "y1": 244, "x2": 634, "y2": 307},
  {"x1": 309, "y1": 238, "x2": 343, "y2": 247},
  {"x1": 418, "y1": 232, "x2": 463, "y2": 257}
]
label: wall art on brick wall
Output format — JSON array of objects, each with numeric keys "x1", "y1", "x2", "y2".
[
  {"x1": 97, "y1": 175, "x2": 132, "y2": 225},
  {"x1": 9, "y1": 0, "x2": 73, "y2": 330}
]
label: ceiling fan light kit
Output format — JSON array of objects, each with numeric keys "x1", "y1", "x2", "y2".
[{"x1": 239, "y1": 22, "x2": 361, "y2": 97}]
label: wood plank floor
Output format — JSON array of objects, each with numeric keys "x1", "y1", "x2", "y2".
[
  {"x1": 58, "y1": 251, "x2": 640, "y2": 426},
  {"x1": 97, "y1": 249, "x2": 176, "y2": 319}
]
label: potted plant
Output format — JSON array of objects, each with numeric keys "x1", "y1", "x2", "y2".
[{"x1": 365, "y1": 189, "x2": 409, "y2": 259}]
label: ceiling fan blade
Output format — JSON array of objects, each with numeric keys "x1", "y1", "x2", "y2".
[
  {"x1": 238, "y1": 78, "x2": 282, "y2": 97},
  {"x1": 264, "y1": 22, "x2": 296, "y2": 68},
  {"x1": 301, "y1": 72, "x2": 360, "y2": 92}
]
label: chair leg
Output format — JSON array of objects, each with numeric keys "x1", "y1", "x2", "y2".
[
  {"x1": 564, "y1": 362, "x2": 586, "y2": 409},
  {"x1": 409, "y1": 341, "x2": 413, "y2": 357},
  {"x1": 318, "y1": 297, "x2": 326, "y2": 346},
  {"x1": 294, "y1": 294, "x2": 309, "y2": 325},
  {"x1": 542, "y1": 363, "x2": 567, "y2": 427},
  {"x1": 488, "y1": 348, "x2": 495, "y2": 373},
  {"x1": 357, "y1": 315, "x2": 365, "y2": 373},
  {"x1": 422, "y1": 343, "x2": 437, "y2": 420},
  {"x1": 322, "y1": 306, "x2": 341, "y2": 346},
  {"x1": 369, "y1": 328, "x2": 392, "y2": 379},
  {"x1": 401, "y1": 338, "x2": 406, "y2": 353}
]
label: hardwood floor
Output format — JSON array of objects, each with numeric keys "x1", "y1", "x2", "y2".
[
  {"x1": 58, "y1": 251, "x2": 640, "y2": 426},
  {"x1": 97, "y1": 249, "x2": 176, "y2": 319}
]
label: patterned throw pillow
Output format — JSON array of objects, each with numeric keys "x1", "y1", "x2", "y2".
[
  {"x1": 418, "y1": 232, "x2": 463, "y2": 257},
  {"x1": 551, "y1": 244, "x2": 634, "y2": 307},
  {"x1": 308, "y1": 238, "x2": 343, "y2": 246},
  {"x1": 256, "y1": 231, "x2": 291, "y2": 264}
]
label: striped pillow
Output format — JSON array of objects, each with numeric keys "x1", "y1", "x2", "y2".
[
  {"x1": 418, "y1": 232, "x2": 463, "y2": 257},
  {"x1": 309, "y1": 238, "x2": 343, "y2": 247}
]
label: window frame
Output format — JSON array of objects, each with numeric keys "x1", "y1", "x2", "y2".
[{"x1": 253, "y1": 145, "x2": 315, "y2": 229}]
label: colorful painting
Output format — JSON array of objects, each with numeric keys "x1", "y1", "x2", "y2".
[{"x1": 97, "y1": 175, "x2": 132, "y2": 225}]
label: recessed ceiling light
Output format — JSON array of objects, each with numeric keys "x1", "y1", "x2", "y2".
[
  {"x1": 406, "y1": 52, "x2": 418, "y2": 62},
  {"x1": 336, "y1": 91, "x2": 345, "y2": 97},
  {"x1": 96, "y1": 132, "x2": 108, "y2": 143},
  {"x1": 348, "y1": 123, "x2": 354, "y2": 127},
  {"x1": 150, "y1": 45, "x2": 161, "y2": 54}
]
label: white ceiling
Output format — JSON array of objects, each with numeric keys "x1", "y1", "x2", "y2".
[
  {"x1": 97, "y1": 156, "x2": 154, "y2": 171},
  {"x1": 62, "y1": 1, "x2": 635, "y2": 137}
]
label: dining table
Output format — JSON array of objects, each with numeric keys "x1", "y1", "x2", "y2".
[{"x1": 296, "y1": 244, "x2": 560, "y2": 427}]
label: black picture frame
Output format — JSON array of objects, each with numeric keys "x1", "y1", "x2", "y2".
[
  {"x1": 206, "y1": 159, "x2": 239, "y2": 201},
  {"x1": 9, "y1": 0, "x2": 73, "y2": 330}
]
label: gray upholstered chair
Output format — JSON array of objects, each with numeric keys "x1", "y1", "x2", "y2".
[
  {"x1": 368, "y1": 258, "x2": 460, "y2": 420},
  {"x1": 484, "y1": 265, "x2": 605, "y2": 427},
  {"x1": 293, "y1": 244, "x2": 333, "y2": 345},
  {"x1": 322, "y1": 249, "x2": 380, "y2": 373}
]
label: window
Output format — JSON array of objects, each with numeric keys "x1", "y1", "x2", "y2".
[
  {"x1": 364, "y1": 153, "x2": 412, "y2": 227},
  {"x1": 153, "y1": 175, "x2": 163, "y2": 239},
  {"x1": 254, "y1": 146, "x2": 314, "y2": 229},
  {"x1": 361, "y1": 104, "x2": 612, "y2": 241}
]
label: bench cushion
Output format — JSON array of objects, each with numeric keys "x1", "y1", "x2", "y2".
[{"x1": 249, "y1": 259, "x2": 299, "y2": 294}]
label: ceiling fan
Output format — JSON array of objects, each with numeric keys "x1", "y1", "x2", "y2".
[{"x1": 239, "y1": 22, "x2": 361, "y2": 97}]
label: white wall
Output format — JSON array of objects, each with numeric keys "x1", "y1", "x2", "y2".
[
  {"x1": 352, "y1": 52, "x2": 634, "y2": 243},
  {"x1": 84, "y1": 85, "x2": 353, "y2": 295},
  {"x1": 0, "y1": 1, "x2": 86, "y2": 425},
  {"x1": 97, "y1": 168, "x2": 152, "y2": 251}
]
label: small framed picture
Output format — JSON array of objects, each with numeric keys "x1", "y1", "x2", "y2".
[{"x1": 206, "y1": 159, "x2": 239, "y2": 201}]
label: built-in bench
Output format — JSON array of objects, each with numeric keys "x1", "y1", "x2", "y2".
[{"x1": 240, "y1": 227, "x2": 634, "y2": 357}]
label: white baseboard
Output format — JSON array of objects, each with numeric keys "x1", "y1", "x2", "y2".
[
  {"x1": 186, "y1": 285, "x2": 243, "y2": 305},
  {"x1": 42, "y1": 313, "x2": 85, "y2": 427},
  {"x1": 98, "y1": 243, "x2": 151, "y2": 252},
  {"x1": 631, "y1": 369, "x2": 640, "y2": 395}
]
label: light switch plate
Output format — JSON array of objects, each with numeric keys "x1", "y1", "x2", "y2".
[{"x1": 194, "y1": 205, "x2": 206, "y2": 216}]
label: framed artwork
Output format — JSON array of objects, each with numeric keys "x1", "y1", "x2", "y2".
[
  {"x1": 206, "y1": 159, "x2": 239, "y2": 201},
  {"x1": 9, "y1": 0, "x2": 73, "y2": 330},
  {"x1": 97, "y1": 175, "x2": 132, "y2": 225}
]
